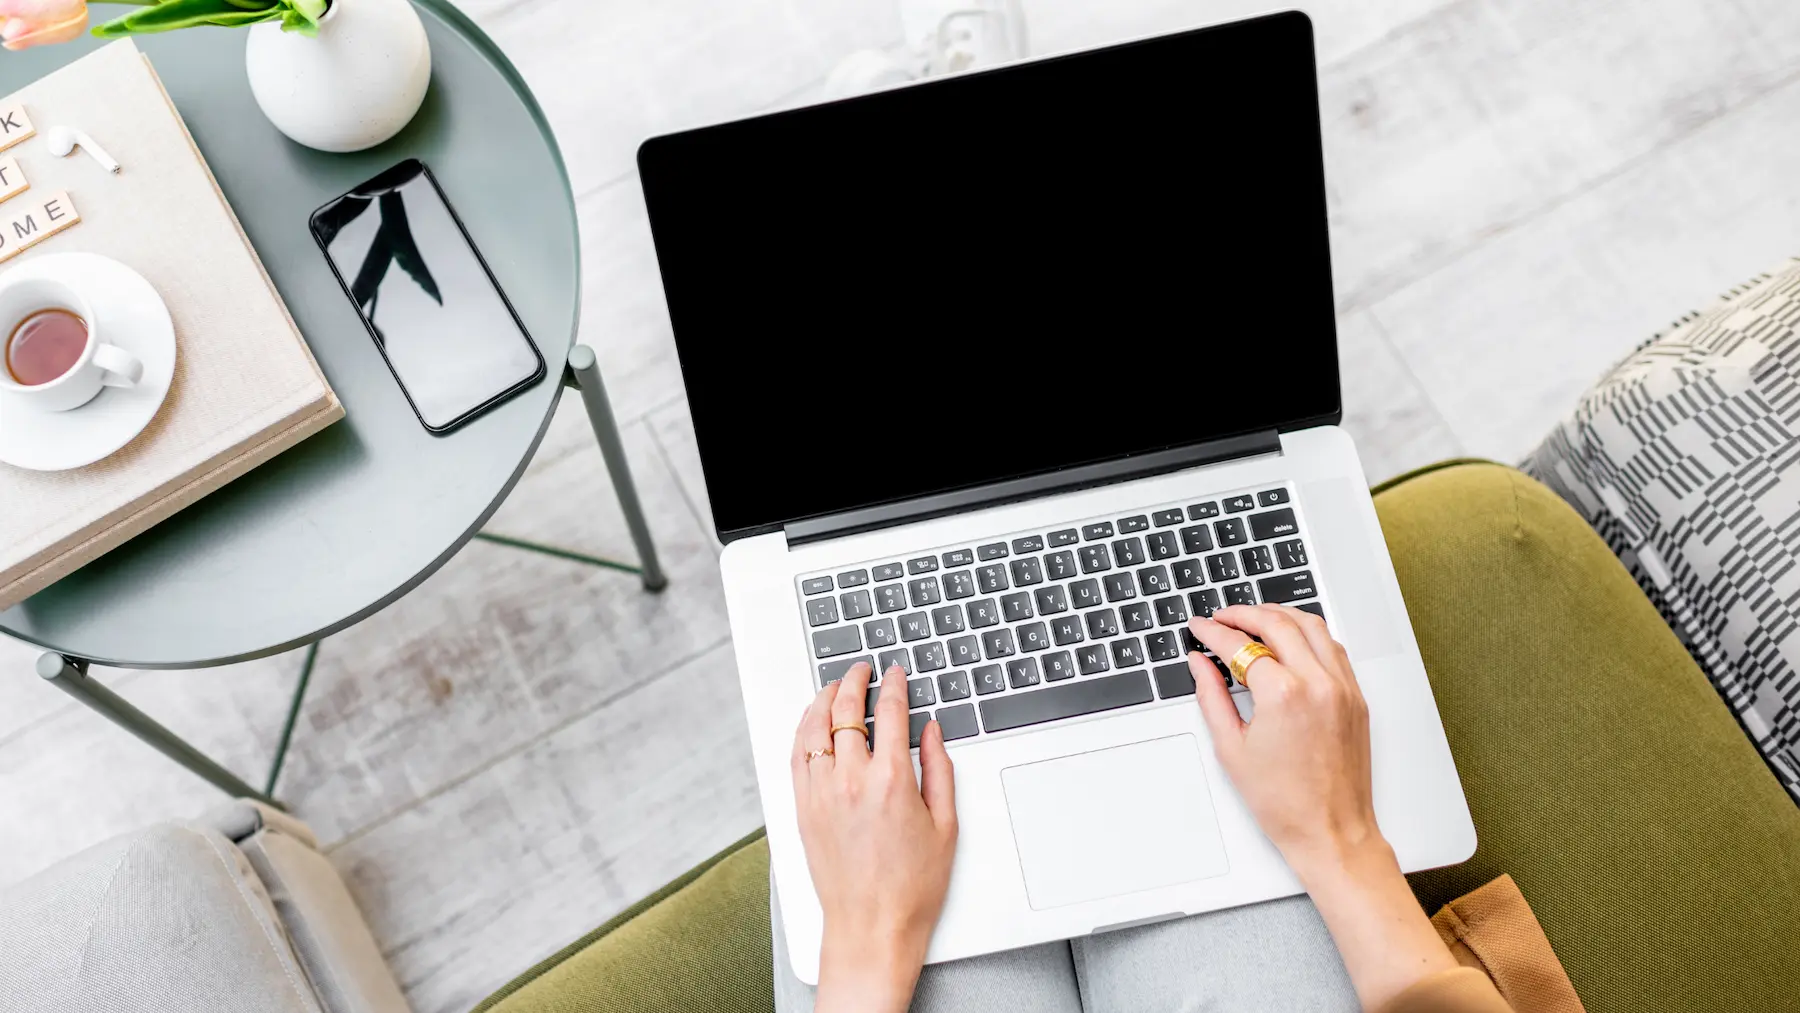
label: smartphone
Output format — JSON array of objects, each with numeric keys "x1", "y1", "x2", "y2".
[{"x1": 309, "y1": 159, "x2": 546, "y2": 433}]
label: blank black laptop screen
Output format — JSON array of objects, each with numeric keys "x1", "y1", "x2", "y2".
[{"x1": 639, "y1": 12, "x2": 1338, "y2": 540}]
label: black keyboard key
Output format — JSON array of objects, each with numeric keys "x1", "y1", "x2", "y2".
[
  {"x1": 1223, "y1": 494, "x2": 1256, "y2": 513},
  {"x1": 838, "y1": 569, "x2": 870, "y2": 588},
  {"x1": 943, "y1": 571, "x2": 977, "y2": 599},
  {"x1": 819, "y1": 655, "x2": 873, "y2": 685},
  {"x1": 908, "y1": 576, "x2": 942, "y2": 606},
  {"x1": 1120, "y1": 601, "x2": 1154, "y2": 632},
  {"x1": 1180, "y1": 525, "x2": 1213, "y2": 555},
  {"x1": 802, "y1": 576, "x2": 834, "y2": 595},
  {"x1": 865, "y1": 685, "x2": 881, "y2": 718},
  {"x1": 1138, "y1": 565, "x2": 1173, "y2": 596},
  {"x1": 930, "y1": 605, "x2": 965, "y2": 636},
  {"x1": 967, "y1": 598, "x2": 1000, "y2": 628},
  {"x1": 1257, "y1": 488, "x2": 1291, "y2": 507},
  {"x1": 981, "y1": 628, "x2": 1017, "y2": 659},
  {"x1": 806, "y1": 598, "x2": 839, "y2": 626},
  {"x1": 1010, "y1": 557, "x2": 1044, "y2": 586},
  {"x1": 1110, "y1": 637, "x2": 1146, "y2": 669},
  {"x1": 1084, "y1": 608, "x2": 1120, "y2": 639},
  {"x1": 812, "y1": 625, "x2": 861, "y2": 658},
  {"x1": 1179, "y1": 628, "x2": 1202, "y2": 655},
  {"x1": 841, "y1": 590, "x2": 873, "y2": 620},
  {"x1": 1215, "y1": 518, "x2": 1247, "y2": 547},
  {"x1": 941, "y1": 549, "x2": 975, "y2": 568},
  {"x1": 938, "y1": 670, "x2": 972, "y2": 702},
  {"x1": 1045, "y1": 550, "x2": 1078, "y2": 580},
  {"x1": 1017, "y1": 621, "x2": 1050, "y2": 652},
  {"x1": 1188, "y1": 501, "x2": 1220, "y2": 519},
  {"x1": 1070, "y1": 578, "x2": 1104, "y2": 609},
  {"x1": 1006, "y1": 657, "x2": 1042, "y2": 689},
  {"x1": 908, "y1": 556, "x2": 939, "y2": 575},
  {"x1": 1258, "y1": 571, "x2": 1319, "y2": 604},
  {"x1": 1076, "y1": 644, "x2": 1111, "y2": 675},
  {"x1": 874, "y1": 563, "x2": 905, "y2": 581},
  {"x1": 1042, "y1": 650, "x2": 1076, "y2": 681},
  {"x1": 947, "y1": 635, "x2": 981, "y2": 667},
  {"x1": 907, "y1": 711, "x2": 930, "y2": 748},
  {"x1": 1206, "y1": 552, "x2": 1240, "y2": 582},
  {"x1": 1079, "y1": 545, "x2": 1112, "y2": 573},
  {"x1": 979, "y1": 670, "x2": 1154, "y2": 733},
  {"x1": 1249, "y1": 508, "x2": 1299, "y2": 542},
  {"x1": 1224, "y1": 583, "x2": 1256, "y2": 606},
  {"x1": 1153, "y1": 662, "x2": 1195, "y2": 699},
  {"x1": 914, "y1": 642, "x2": 947, "y2": 672},
  {"x1": 1146, "y1": 631, "x2": 1181, "y2": 661},
  {"x1": 1082, "y1": 522, "x2": 1114, "y2": 541},
  {"x1": 977, "y1": 542, "x2": 1009, "y2": 561},
  {"x1": 936, "y1": 703, "x2": 979, "y2": 740},
  {"x1": 1117, "y1": 515, "x2": 1149, "y2": 533},
  {"x1": 1295, "y1": 601, "x2": 1326, "y2": 621},
  {"x1": 1154, "y1": 595, "x2": 1189, "y2": 627},
  {"x1": 1000, "y1": 592, "x2": 1035, "y2": 622},
  {"x1": 1172, "y1": 558, "x2": 1206, "y2": 588},
  {"x1": 1103, "y1": 572, "x2": 1137, "y2": 602},
  {"x1": 1146, "y1": 531, "x2": 1180, "y2": 560},
  {"x1": 1034, "y1": 585, "x2": 1069, "y2": 615},
  {"x1": 1152, "y1": 508, "x2": 1185, "y2": 527},
  {"x1": 899, "y1": 612, "x2": 932, "y2": 642},
  {"x1": 1051, "y1": 615, "x2": 1085, "y2": 646},
  {"x1": 876, "y1": 586, "x2": 908, "y2": 613},
  {"x1": 1241, "y1": 545, "x2": 1274, "y2": 576},
  {"x1": 864, "y1": 618, "x2": 898, "y2": 648},
  {"x1": 974, "y1": 665, "x2": 1006, "y2": 695},
  {"x1": 976, "y1": 564, "x2": 1010, "y2": 594},
  {"x1": 1189, "y1": 588, "x2": 1222, "y2": 618},
  {"x1": 1112, "y1": 537, "x2": 1146, "y2": 566},
  {"x1": 1275, "y1": 539, "x2": 1308, "y2": 569},
  {"x1": 877, "y1": 648, "x2": 912, "y2": 676},
  {"x1": 1011, "y1": 535, "x2": 1045, "y2": 554},
  {"x1": 908, "y1": 676, "x2": 937, "y2": 708},
  {"x1": 1048, "y1": 528, "x2": 1080, "y2": 547}
]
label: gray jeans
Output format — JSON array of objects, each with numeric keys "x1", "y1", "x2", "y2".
[{"x1": 771, "y1": 885, "x2": 1360, "y2": 1012}]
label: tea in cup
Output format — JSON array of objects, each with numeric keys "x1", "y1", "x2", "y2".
[{"x1": 0, "y1": 275, "x2": 140, "y2": 412}]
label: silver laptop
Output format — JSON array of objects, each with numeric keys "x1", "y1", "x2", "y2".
[{"x1": 638, "y1": 11, "x2": 1475, "y2": 985}]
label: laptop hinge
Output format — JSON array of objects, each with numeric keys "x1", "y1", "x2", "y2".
[{"x1": 784, "y1": 429, "x2": 1281, "y2": 546}]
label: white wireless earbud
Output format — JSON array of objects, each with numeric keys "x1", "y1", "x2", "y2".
[{"x1": 46, "y1": 125, "x2": 120, "y2": 174}]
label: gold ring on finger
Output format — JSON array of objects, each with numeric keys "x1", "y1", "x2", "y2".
[
  {"x1": 830, "y1": 723, "x2": 870, "y2": 742},
  {"x1": 1228, "y1": 642, "x2": 1275, "y2": 687},
  {"x1": 804, "y1": 746, "x2": 833, "y2": 762}
]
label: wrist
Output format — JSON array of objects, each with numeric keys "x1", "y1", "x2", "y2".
[
  {"x1": 817, "y1": 921, "x2": 926, "y2": 1013},
  {"x1": 1279, "y1": 821, "x2": 1395, "y2": 892}
]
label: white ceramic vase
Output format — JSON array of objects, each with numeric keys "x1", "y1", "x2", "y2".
[{"x1": 245, "y1": 0, "x2": 432, "y2": 153}]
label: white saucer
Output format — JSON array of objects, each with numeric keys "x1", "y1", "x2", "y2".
[{"x1": 0, "y1": 254, "x2": 177, "y2": 472}]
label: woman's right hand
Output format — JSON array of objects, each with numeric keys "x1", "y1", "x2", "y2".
[
  {"x1": 1185, "y1": 603, "x2": 1379, "y2": 870},
  {"x1": 1187, "y1": 604, "x2": 1464, "y2": 1011}
]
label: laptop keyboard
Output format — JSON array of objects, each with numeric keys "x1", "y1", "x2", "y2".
[{"x1": 796, "y1": 485, "x2": 1325, "y2": 749}]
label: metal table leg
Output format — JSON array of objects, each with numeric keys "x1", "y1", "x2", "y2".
[
  {"x1": 37, "y1": 653, "x2": 284, "y2": 809},
  {"x1": 566, "y1": 344, "x2": 669, "y2": 592}
]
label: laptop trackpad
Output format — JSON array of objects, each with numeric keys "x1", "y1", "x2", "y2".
[{"x1": 1001, "y1": 735, "x2": 1230, "y2": 911}]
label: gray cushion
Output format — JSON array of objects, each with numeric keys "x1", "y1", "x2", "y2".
[
  {"x1": 1524, "y1": 257, "x2": 1800, "y2": 801},
  {"x1": 0, "y1": 821, "x2": 323, "y2": 1013}
]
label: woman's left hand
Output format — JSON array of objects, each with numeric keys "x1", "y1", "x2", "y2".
[{"x1": 792, "y1": 661, "x2": 958, "y2": 1013}]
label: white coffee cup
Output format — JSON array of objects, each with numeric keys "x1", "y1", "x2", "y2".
[{"x1": 0, "y1": 274, "x2": 141, "y2": 412}]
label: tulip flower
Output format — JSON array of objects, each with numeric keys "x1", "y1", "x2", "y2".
[{"x1": 0, "y1": 0, "x2": 87, "y2": 50}]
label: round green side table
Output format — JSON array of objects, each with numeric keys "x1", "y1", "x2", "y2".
[{"x1": 0, "y1": 2, "x2": 666, "y2": 805}]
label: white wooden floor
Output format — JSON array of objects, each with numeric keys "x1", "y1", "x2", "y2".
[{"x1": 5, "y1": 2, "x2": 1800, "y2": 1010}]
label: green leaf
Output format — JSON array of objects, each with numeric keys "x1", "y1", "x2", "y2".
[
  {"x1": 222, "y1": 0, "x2": 280, "y2": 9},
  {"x1": 92, "y1": 0, "x2": 282, "y2": 36},
  {"x1": 278, "y1": 8, "x2": 317, "y2": 35},
  {"x1": 291, "y1": 0, "x2": 327, "y2": 21}
]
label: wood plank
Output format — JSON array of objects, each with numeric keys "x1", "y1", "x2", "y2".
[
  {"x1": 1336, "y1": 310, "x2": 1463, "y2": 485},
  {"x1": 0, "y1": 650, "x2": 304, "y2": 886},
  {"x1": 647, "y1": 396, "x2": 720, "y2": 551},
  {"x1": 277, "y1": 420, "x2": 730, "y2": 844},
  {"x1": 1373, "y1": 75, "x2": 1800, "y2": 463},
  {"x1": 1323, "y1": 0, "x2": 1800, "y2": 310},
  {"x1": 327, "y1": 641, "x2": 761, "y2": 1013}
]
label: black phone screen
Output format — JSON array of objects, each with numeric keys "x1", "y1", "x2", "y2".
[{"x1": 310, "y1": 159, "x2": 545, "y2": 432}]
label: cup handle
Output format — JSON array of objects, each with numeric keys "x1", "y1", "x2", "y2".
[{"x1": 92, "y1": 342, "x2": 143, "y2": 388}]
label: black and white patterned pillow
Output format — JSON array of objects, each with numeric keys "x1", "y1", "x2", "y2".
[{"x1": 1523, "y1": 259, "x2": 1800, "y2": 802}]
